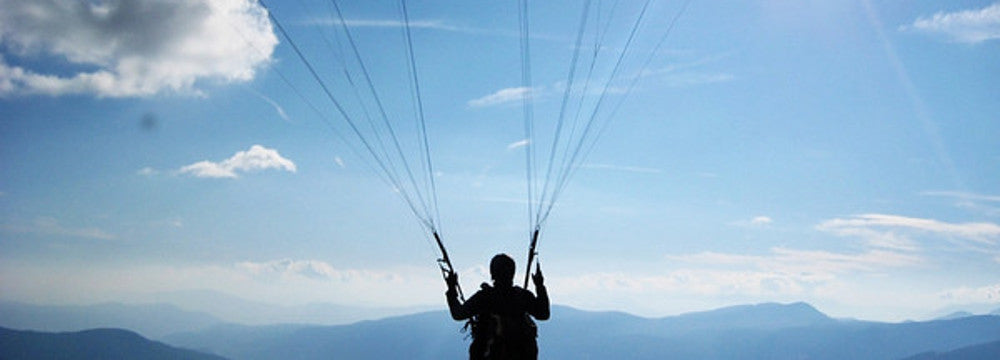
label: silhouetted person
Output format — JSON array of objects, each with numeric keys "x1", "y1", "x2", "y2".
[{"x1": 446, "y1": 254, "x2": 549, "y2": 360}]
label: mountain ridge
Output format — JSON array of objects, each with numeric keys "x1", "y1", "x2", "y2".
[
  {"x1": 164, "y1": 303, "x2": 1000, "y2": 360},
  {"x1": 0, "y1": 326, "x2": 227, "y2": 360}
]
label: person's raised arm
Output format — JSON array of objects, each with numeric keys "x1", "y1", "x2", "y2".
[
  {"x1": 445, "y1": 271, "x2": 474, "y2": 320},
  {"x1": 529, "y1": 265, "x2": 550, "y2": 320}
]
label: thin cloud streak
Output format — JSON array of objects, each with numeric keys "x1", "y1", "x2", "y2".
[
  {"x1": 922, "y1": 190, "x2": 1000, "y2": 203},
  {"x1": 818, "y1": 214, "x2": 1000, "y2": 245},
  {"x1": 1, "y1": 217, "x2": 116, "y2": 241},
  {"x1": 250, "y1": 89, "x2": 290, "y2": 122},
  {"x1": 469, "y1": 87, "x2": 535, "y2": 108},
  {"x1": 580, "y1": 163, "x2": 663, "y2": 174},
  {"x1": 307, "y1": 18, "x2": 471, "y2": 33},
  {"x1": 506, "y1": 139, "x2": 531, "y2": 150}
]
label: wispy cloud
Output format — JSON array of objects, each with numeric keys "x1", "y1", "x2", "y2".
[
  {"x1": 818, "y1": 214, "x2": 1000, "y2": 246},
  {"x1": 731, "y1": 215, "x2": 774, "y2": 227},
  {"x1": 506, "y1": 139, "x2": 530, "y2": 150},
  {"x1": 1, "y1": 217, "x2": 116, "y2": 240},
  {"x1": 667, "y1": 247, "x2": 922, "y2": 276},
  {"x1": 0, "y1": 0, "x2": 276, "y2": 97},
  {"x1": 178, "y1": 145, "x2": 296, "y2": 179},
  {"x1": 236, "y1": 259, "x2": 400, "y2": 282},
  {"x1": 661, "y1": 72, "x2": 735, "y2": 87},
  {"x1": 136, "y1": 167, "x2": 159, "y2": 176},
  {"x1": 922, "y1": 190, "x2": 1000, "y2": 216},
  {"x1": 468, "y1": 87, "x2": 535, "y2": 108},
  {"x1": 561, "y1": 246, "x2": 920, "y2": 299},
  {"x1": 251, "y1": 89, "x2": 289, "y2": 122},
  {"x1": 902, "y1": 2, "x2": 1000, "y2": 43},
  {"x1": 638, "y1": 52, "x2": 736, "y2": 88},
  {"x1": 938, "y1": 283, "x2": 1000, "y2": 304},
  {"x1": 579, "y1": 163, "x2": 663, "y2": 174},
  {"x1": 922, "y1": 190, "x2": 1000, "y2": 203},
  {"x1": 307, "y1": 18, "x2": 472, "y2": 33}
]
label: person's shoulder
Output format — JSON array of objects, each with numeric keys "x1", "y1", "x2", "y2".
[
  {"x1": 469, "y1": 283, "x2": 493, "y2": 298},
  {"x1": 512, "y1": 286, "x2": 536, "y2": 297}
]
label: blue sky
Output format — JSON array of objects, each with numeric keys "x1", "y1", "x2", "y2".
[{"x1": 1, "y1": 0, "x2": 999, "y2": 322}]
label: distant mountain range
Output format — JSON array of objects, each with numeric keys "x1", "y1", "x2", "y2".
[
  {"x1": 0, "y1": 327, "x2": 225, "y2": 360},
  {"x1": 3, "y1": 300, "x2": 999, "y2": 359},
  {"x1": 902, "y1": 339, "x2": 1000, "y2": 360},
  {"x1": 126, "y1": 289, "x2": 435, "y2": 326},
  {"x1": 165, "y1": 303, "x2": 1000, "y2": 360},
  {"x1": 0, "y1": 301, "x2": 222, "y2": 339}
]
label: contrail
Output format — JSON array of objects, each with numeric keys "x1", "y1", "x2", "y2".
[{"x1": 860, "y1": 0, "x2": 964, "y2": 190}]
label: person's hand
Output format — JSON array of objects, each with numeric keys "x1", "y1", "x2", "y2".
[
  {"x1": 531, "y1": 265, "x2": 544, "y2": 288},
  {"x1": 446, "y1": 270, "x2": 459, "y2": 289}
]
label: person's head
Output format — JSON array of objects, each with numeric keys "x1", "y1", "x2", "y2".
[{"x1": 490, "y1": 253, "x2": 516, "y2": 286}]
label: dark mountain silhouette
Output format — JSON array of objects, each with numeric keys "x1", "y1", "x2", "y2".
[
  {"x1": 163, "y1": 303, "x2": 1000, "y2": 360},
  {"x1": 0, "y1": 300, "x2": 222, "y2": 339},
  {"x1": 0, "y1": 326, "x2": 227, "y2": 360},
  {"x1": 901, "y1": 339, "x2": 1000, "y2": 360}
]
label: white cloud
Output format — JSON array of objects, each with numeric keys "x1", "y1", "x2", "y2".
[
  {"x1": 334, "y1": 156, "x2": 345, "y2": 168},
  {"x1": 579, "y1": 163, "x2": 663, "y2": 174},
  {"x1": 558, "y1": 269, "x2": 817, "y2": 298},
  {"x1": 1, "y1": 217, "x2": 116, "y2": 240},
  {"x1": 136, "y1": 167, "x2": 158, "y2": 176},
  {"x1": 506, "y1": 139, "x2": 530, "y2": 150},
  {"x1": 236, "y1": 259, "x2": 408, "y2": 284},
  {"x1": 178, "y1": 145, "x2": 296, "y2": 179},
  {"x1": 903, "y1": 3, "x2": 1000, "y2": 43},
  {"x1": 729, "y1": 215, "x2": 775, "y2": 228},
  {"x1": 468, "y1": 87, "x2": 534, "y2": 108},
  {"x1": 938, "y1": 283, "x2": 1000, "y2": 304},
  {"x1": 0, "y1": 260, "x2": 441, "y2": 309},
  {"x1": 818, "y1": 214, "x2": 1000, "y2": 245},
  {"x1": 922, "y1": 190, "x2": 1000, "y2": 203},
  {"x1": 307, "y1": 18, "x2": 469, "y2": 32},
  {"x1": 922, "y1": 190, "x2": 1000, "y2": 216},
  {"x1": 662, "y1": 72, "x2": 735, "y2": 87},
  {"x1": 252, "y1": 90, "x2": 289, "y2": 122},
  {"x1": 666, "y1": 247, "x2": 922, "y2": 276},
  {"x1": 0, "y1": 0, "x2": 276, "y2": 97}
]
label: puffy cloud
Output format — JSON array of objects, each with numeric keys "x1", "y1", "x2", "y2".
[
  {"x1": 468, "y1": 86, "x2": 534, "y2": 108},
  {"x1": 0, "y1": 0, "x2": 276, "y2": 97},
  {"x1": 903, "y1": 2, "x2": 1000, "y2": 43},
  {"x1": 178, "y1": 145, "x2": 296, "y2": 179}
]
